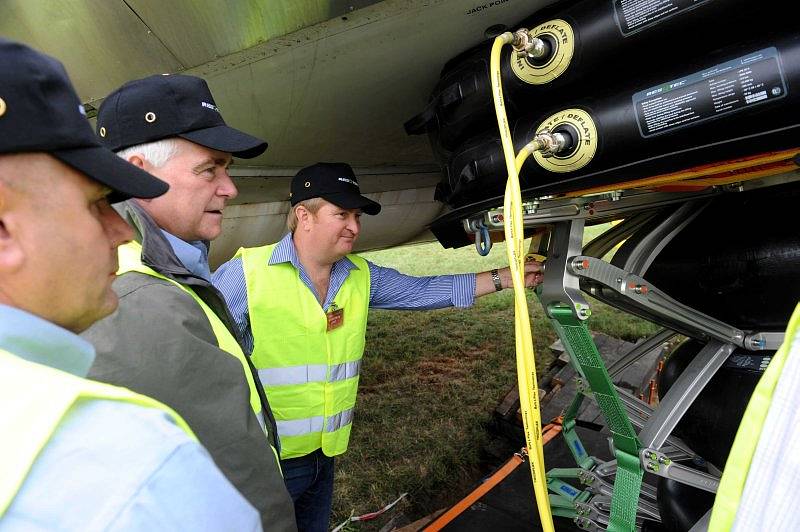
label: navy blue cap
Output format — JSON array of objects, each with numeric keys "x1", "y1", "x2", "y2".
[
  {"x1": 0, "y1": 38, "x2": 168, "y2": 201},
  {"x1": 290, "y1": 162, "x2": 381, "y2": 215},
  {"x1": 96, "y1": 74, "x2": 267, "y2": 159}
]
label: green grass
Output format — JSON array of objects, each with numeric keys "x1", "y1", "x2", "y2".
[{"x1": 331, "y1": 227, "x2": 658, "y2": 529}]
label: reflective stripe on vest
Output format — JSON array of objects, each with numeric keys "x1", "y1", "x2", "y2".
[
  {"x1": 709, "y1": 303, "x2": 800, "y2": 531},
  {"x1": 276, "y1": 407, "x2": 355, "y2": 437},
  {"x1": 257, "y1": 360, "x2": 363, "y2": 387},
  {"x1": 240, "y1": 244, "x2": 370, "y2": 459},
  {"x1": 118, "y1": 241, "x2": 264, "y2": 423},
  {"x1": 0, "y1": 348, "x2": 195, "y2": 517}
]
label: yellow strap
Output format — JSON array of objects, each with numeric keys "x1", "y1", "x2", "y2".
[
  {"x1": 490, "y1": 34, "x2": 554, "y2": 531},
  {"x1": 708, "y1": 303, "x2": 800, "y2": 531}
]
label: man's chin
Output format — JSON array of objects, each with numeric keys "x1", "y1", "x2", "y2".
[
  {"x1": 96, "y1": 288, "x2": 120, "y2": 318},
  {"x1": 69, "y1": 295, "x2": 118, "y2": 334},
  {"x1": 199, "y1": 222, "x2": 223, "y2": 242}
]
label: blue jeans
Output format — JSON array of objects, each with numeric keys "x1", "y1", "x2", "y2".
[{"x1": 281, "y1": 449, "x2": 335, "y2": 532}]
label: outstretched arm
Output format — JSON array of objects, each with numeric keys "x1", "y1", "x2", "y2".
[{"x1": 474, "y1": 261, "x2": 544, "y2": 298}]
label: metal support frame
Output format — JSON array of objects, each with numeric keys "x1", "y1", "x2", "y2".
[
  {"x1": 570, "y1": 256, "x2": 746, "y2": 347},
  {"x1": 607, "y1": 328, "x2": 676, "y2": 378},
  {"x1": 536, "y1": 214, "x2": 775, "y2": 529},
  {"x1": 688, "y1": 509, "x2": 712, "y2": 532},
  {"x1": 621, "y1": 200, "x2": 709, "y2": 276},
  {"x1": 640, "y1": 448, "x2": 720, "y2": 493},
  {"x1": 638, "y1": 341, "x2": 735, "y2": 451},
  {"x1": 583, "y1": 211, "x2": 660, "y2": 259},
  {"x1": 616, "y1": 387, "x2": 695, "y2": 458},
  {"x1": 481, "y1": 189, "x2": 722, "y2": 231}
]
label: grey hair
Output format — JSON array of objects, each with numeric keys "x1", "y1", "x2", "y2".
[
  {"x1": 116, "y1": 138, "x2": 179, "y2": 168},
  {"x1": 287, "y1": 198, "x2": 325, "y2": 232}
]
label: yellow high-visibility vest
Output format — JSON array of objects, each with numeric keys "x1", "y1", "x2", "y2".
[
  {"x1": 118, "y1": 241, "x2": 264, "y2": 423},
  {"x1": 709, "y1": 303, "x2": 800, "y2": 530},
  {"x1": 239, "y1": 244, "x2": 370, "y2": 459},
  {"x1": 118, "y1": 241, "x2": 281, "y2": 470},
  {"x1": 0, "y1": 348, "x2": 195, "y2": 517}
]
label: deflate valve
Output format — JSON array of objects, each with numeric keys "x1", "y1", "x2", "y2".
[
  {"x1": 511, "y1": 28, "x2": 550, "y2": 62},
  {"x1": 528, "y1": 129, "x2": 570, "y2": 158}
]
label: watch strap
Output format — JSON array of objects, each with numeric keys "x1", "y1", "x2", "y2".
[{"x1": 490, "y1": 269, "x2": 503, "y2": 291}]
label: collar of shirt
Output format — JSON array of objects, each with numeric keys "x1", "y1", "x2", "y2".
[
  {"x1": 269, "y1": 232, "x2": 357, "y2": 309},
  {"x1": 160, "y1": 229, "x2": 211, "y2": 282},
  {"x1": 0, "y1": 304, "x2": 95, "y2": 377}
]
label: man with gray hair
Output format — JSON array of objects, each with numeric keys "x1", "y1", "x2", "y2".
[{"x1": 82, "y1": 74, "x2": 296, "y2": 531}]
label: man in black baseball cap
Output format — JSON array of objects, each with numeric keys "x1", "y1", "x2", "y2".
[
  {"x1": 96, "y1": 74, "x2": 267, "y2": 159},
  {"x1": 289, "y1": 162, "x2": 381, "y2": 215},
  {"x1": 0, "y1": 39, "x2": 261, "y2": 529},
  {"x1": 0, "y1": 41, "x2": 167, "y2": 200},
  {"x1": 82, "y1": 73, "x2": 297, "y2": 531},
  {"x1": 213, "y1": 162, "x2": 542, "y2": 531}
]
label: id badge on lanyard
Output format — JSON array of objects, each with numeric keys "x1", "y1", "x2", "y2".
[{"x1": 326, "y1": 302, "x2": 344, "y2": 332}]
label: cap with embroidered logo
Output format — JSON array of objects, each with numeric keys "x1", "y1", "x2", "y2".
[
  {"x1": 96, "y1": 74, "x2": 267, "y2": 159},
  {"x1": 0, "y1": 38, "x2": 168, "y2": 201},
  {"x1": 290, "y1": 162, "x2": 381, "y2": 215}
]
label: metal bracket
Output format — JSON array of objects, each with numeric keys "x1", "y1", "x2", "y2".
[
  {"x1": 639, "y1": 341, "x2": 734, "y2": 450},
  {"x1": 641, "y1": 448, "x2": 720, "y2": 493},
  {"x1": 464, "y1": 217, "x2": 492, "y2": 256},
  {"x1": 577, "y1": 469, "x2": 661, "y2": 520},
  {"x1": 540, "y1": 219, "x2": 591, "y2": 319},
  {"x1": 569, "y1": 256, "x2": 745, "y2": 346},
  {"x1": 574, "y1": 497, "x2": 611, "y2": 530},
  {"x1": 744, "y1": 331, "x2": 785, "y2": 351}
]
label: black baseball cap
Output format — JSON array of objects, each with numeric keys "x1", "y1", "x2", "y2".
[
  {"x1": 0, "y1": 38, "x2": 168, "y2": 201},
  {"x1": 96, "y1": 74, "x2": 267, "y2": 159},
  {"x1": 290, "y1": 162, "x2": 381, "y2": 215}
]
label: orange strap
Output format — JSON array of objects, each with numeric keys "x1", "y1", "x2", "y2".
[
  {"x1": 424, "y1": 454, "x2": 525, "y2": 532},
  {"x1": 566, "y1": 148, "x2": 799, "y2": 197},
  {"x1": 424, "y1": 423, "x2": 562, "y2": 531}
]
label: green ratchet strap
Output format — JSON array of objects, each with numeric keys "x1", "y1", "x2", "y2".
[
  {"x1": 547, "y1": 306, "x2": 644, "y2": 532},
  {"x1": 561, "y1": 391, "x2": 595, "y2": 470}
]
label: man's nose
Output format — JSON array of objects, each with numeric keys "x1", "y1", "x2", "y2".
[
  {"x1": 217, "y1": 169, "x2": 238, "y2": 200},
  {"x1": 103, "y1": 204, "x2": 134, "y2": 247},
  {"x1": 346, "y1": 215, "x2": 360, "y2": 235}
]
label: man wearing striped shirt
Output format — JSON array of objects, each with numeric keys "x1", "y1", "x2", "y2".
[{"x1": 213, "y1": 162, "x2": 543, "y2": 532}]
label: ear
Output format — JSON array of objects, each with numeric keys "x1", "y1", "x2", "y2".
[
  {"x1": 127, "y1": 155, "x2": 154, "y2": 204},
  {"x1": 0, "y1": 182, "x2": 25, "y2": 274},
  {"x1": 127, "y1": 155, "x2": 147, "y2": 169},
  {"x1": 295, "y1": 205, "x2": 312, "y2": 231}
]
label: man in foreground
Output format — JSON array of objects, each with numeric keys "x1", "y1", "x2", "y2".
[
  {"x1": 0, "y1": 39, "x2": 260, "y2": 530},
  {"x1": 214, "y1": 162, "x2": 543, "y2": 531},
  {"x1": 82, "y1": 74, "x2": 295, "y2": 531}
]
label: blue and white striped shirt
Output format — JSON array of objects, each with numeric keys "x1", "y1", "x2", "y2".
[{"x1": 213, "y1": 233, "x2": 476, "y2": 353}]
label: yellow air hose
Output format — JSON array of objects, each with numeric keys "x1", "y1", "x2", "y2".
[{"x1": 490, "y1": 33, "x2": 555, "y2": 531}]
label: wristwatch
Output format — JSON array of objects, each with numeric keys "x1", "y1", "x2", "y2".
[{"x1": 490, "y1": 269, "x2": 503, "y2": 292}]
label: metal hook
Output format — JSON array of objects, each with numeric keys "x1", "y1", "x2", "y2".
[{"x1": 475, "y1": 222, "x2": 492, "y2": 256}]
